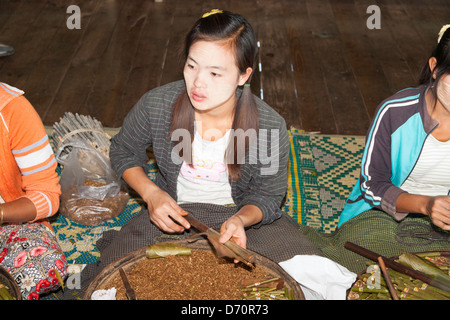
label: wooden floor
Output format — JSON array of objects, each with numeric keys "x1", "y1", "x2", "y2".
[{"x1": 0, "y1": 0, "x2": 448, "y2": 135}]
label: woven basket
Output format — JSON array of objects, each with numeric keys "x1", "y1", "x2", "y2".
[
  {"x1": 84, "y1": 239, "x2": 305, "y2": 300},
  {"x1": 0, "y1": 265, "x2": 21, "y2": 300}
]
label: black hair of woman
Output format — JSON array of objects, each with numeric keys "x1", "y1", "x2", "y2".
[{"x1": 419, "y1": 24, "x2": 450, "y2": 106}]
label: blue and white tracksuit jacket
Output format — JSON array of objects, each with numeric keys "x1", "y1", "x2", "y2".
[{"x1": 338, "y1": 86, "x2": 438, "y2": 227}]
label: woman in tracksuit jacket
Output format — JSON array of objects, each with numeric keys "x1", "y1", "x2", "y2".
[{"x1": 339, "y1": 25, "x2": 450, "y2": 231}]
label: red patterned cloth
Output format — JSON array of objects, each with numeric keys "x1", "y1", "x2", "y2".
[{"x1": 0, "y1": 222, "x2": 67, "y2": 299}]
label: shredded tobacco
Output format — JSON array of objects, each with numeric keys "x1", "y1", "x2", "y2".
[{"x1": 106, "y1": 249, "x2": 271, "y2": 300}]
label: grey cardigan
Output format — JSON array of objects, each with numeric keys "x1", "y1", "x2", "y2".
[{"x1": 109, "y1": 80, "x2": 289, "y2": 226}]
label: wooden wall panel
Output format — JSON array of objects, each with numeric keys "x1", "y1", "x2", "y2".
[{"x1": 0, "y1": 0, "x2": 447, "y2": 135}]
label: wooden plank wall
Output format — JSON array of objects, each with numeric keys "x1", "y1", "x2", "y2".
[{"x1": 0, "y1": 0, "x2": 448, "y2": 135}]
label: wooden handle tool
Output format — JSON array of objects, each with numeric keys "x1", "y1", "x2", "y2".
[
  {"x1": 377, "y1": 256, "x2": 399, "y2": 300},
  {"x1": 119, "y1": 267, "x2": 137, "y2": 300}
]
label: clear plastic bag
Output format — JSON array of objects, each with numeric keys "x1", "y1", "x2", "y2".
[{"x1": 56, "y1": 140, "x2": 129, "y2": 226}]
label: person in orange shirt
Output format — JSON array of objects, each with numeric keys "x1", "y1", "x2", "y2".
[{"x1": 0, "y1": 82, "x2": 67, "y2": 300}]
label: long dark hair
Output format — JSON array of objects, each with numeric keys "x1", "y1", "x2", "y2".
[
  {"x1": 170, "y1": 10, "x2": 259, "y2": 181},
  {"x1": 419, "y1": 26, "x2": 450, "y2": 107}
]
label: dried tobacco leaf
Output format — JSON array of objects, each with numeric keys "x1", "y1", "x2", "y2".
[{"x1": 145, "y1": 243, "x2": 192, "y2": 259}]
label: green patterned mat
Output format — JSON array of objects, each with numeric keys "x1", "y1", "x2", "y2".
[
  {"x1": 284, "y1": 129, "x2": 365, "y2": 233},
  {"x1": 49, "y1": 129, "x2": 366, "y2": 265}
]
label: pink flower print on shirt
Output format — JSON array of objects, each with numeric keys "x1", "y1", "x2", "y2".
[
  {"x1": 180, "y1": 158, "x2": 227, "y2": 183},
  {"x1": 30, "y1": 246, "x2": 48, "y2": 257}
]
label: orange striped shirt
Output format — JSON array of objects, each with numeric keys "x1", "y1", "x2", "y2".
[{"x1": 0, "y1": 83, "x2": 61, "y2": 221}]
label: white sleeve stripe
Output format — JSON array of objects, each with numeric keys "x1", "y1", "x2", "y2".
[
  {"x1": 21, "y1": 157, "x2": 56, "y2": 176},
  {"x1": 362, "y1": 98, "x2": 419, "y2": 202},
  {"x1": 14, "y1": 143, "x2": 54, "y2": 170}
]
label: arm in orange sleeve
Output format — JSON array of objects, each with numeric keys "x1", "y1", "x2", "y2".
[{"x1": 4, "y1": 95, "x2": 60, "y2": 222}]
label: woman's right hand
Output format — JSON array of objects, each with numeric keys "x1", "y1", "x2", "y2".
[
  {"x1": 144, "y1": 188, "x2": 190, "y2": 233},
  {"x1": 122, "y1": 167, "x2": 190, "y2": 233}
]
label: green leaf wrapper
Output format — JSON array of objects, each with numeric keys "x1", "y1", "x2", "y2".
[{"x1": 145, "y1": 243, "x2": 192, "y2": 259}]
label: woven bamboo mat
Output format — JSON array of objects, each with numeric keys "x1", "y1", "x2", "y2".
[{"x1": 284, "y1": 129, "x2": 365, "y2": 234}]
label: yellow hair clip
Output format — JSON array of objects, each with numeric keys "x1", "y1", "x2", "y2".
[
  {"x1": 438, "y1": 24, "x2": 450, "y2": 43},
  {"x1": 202, "y1": 9, "x2": 223, "y2": 18}
]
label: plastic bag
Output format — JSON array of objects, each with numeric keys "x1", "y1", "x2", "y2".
[{"x1": 56, "y1": 140, "x2": 129, "y2": 226}]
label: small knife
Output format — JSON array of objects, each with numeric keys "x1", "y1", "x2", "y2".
[{"x1": 119, "y1": 267, "x2": 137, "y2": 300}]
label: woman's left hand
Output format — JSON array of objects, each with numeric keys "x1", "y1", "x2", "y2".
[
  {"x1": 219, "y1": 215, "x2": 247, "y2": 249},
  {"x1": 218, "y1": 205, "x2": 262, "y2": 263}
]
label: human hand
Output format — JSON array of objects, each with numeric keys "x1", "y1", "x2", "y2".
[
  {"x1": 144, "y1": 188, "x2": 190, "y2": 233},
  {"x1": 219, "y1": 215, "x2": 247, "y2": 263},
  {"x1": 425, "y1": 196, "x2": 450, "y2": 230}
]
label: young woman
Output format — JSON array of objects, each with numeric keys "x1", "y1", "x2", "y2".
[
  {"x1": 294, "y1": 25, "x2": 450, "y2": 275},
  {"x1": 106, "y1": 9, "x2": 321, "y2": 261},
  {"x1": 112, "y1": 10, "x2": 277, "y2": 248},
  {"x1": 0, "y1": 82, "x2": 67, "y2": 299},
  {"x1": 60, "y1": 11, "x2": 323, "y2": 295},
  {"x1": 339, "y1": 24, "x2": 450, "y2": 230}
]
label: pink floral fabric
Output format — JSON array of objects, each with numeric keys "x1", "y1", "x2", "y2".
[{"x1": 0, "y1": 222, "x2": 67, "y2": 300}]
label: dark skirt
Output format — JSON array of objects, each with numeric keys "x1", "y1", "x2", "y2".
[{"x1": 298, "y1": 209, "x2": 450, "y2": 273}]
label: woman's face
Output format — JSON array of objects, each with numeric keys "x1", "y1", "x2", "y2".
[
  {"x1": 183, "y1": 40, "x2": 250, "y2": 115},
  {"x1": 437, "y1": 74, "x2": 450, "y2": 112}
]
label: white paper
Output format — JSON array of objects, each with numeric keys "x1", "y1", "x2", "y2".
[
  {"x1": 91, "y1": 287, "x2": 117, "y2": 300},
  {"x1": 279, "y1": 255, "x2": 357, "y2": 300}
]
